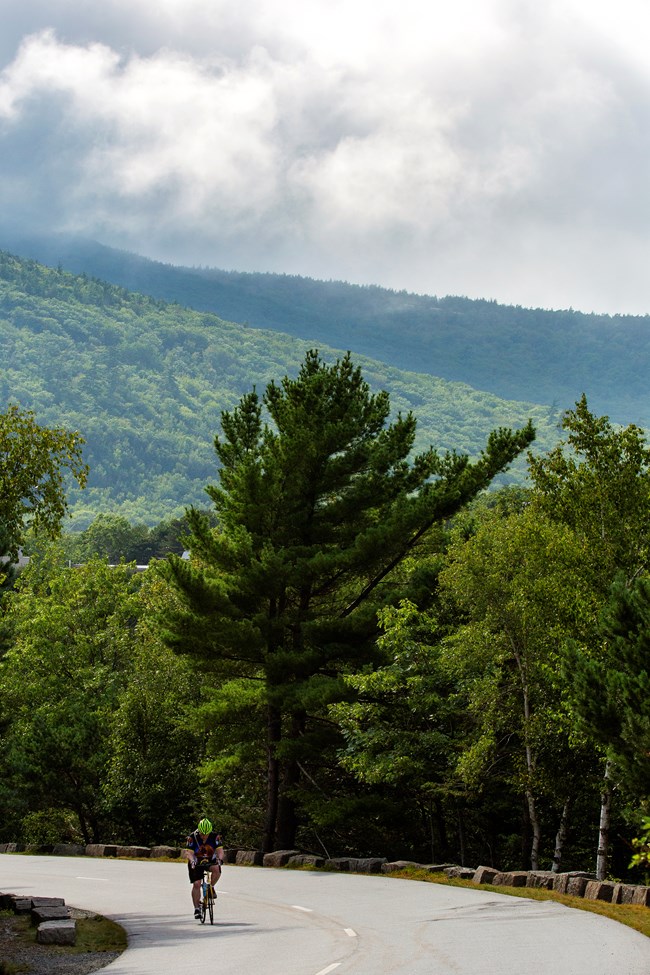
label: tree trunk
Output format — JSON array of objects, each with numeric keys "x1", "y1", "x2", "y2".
[
  {"x1": 513, "y1": 644, "x2": 540, "y2": 871},
  {"x1": 526, "y1": 789, "x2": 541, "y2": 871},
  {"x1": 552, "y1": 797, "x2": 572, "y2": 873},
  {"x1": 276, "y1": 760, "x2": 300, "y2": 849},
  {"x1": 456, "y1": 804, "x2": 467, "y2": 867},
  {"x1": 275, "y1": 712, "x2": 305, "y2": 849},
  {"x1": 596, "y1": 759, "x2": 613, "y2": 881},
  {"x1": 263, "y1": 705, "x2": 282, "y2": 852}
]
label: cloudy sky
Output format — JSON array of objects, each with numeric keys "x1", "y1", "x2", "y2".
[{"x1": 0, "y1": 0, "x2": 648, "y2": 314}]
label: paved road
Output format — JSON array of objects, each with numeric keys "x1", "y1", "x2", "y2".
[{"x1": 1, "y1": 855, "x2": 649, "y2": 974}]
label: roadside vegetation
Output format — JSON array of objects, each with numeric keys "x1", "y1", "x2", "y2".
[{"x1": 1, "y1": 351, "x2": 649, "y2": 897}]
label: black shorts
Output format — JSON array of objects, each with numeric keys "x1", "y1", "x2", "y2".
[{"x1": 188, "y1": 860, "x2": 221, "y2": 884}]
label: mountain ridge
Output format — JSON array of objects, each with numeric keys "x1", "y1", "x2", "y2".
[
  {"x1": 0, "y1": 248, "x2": 558, "y2": 528},
  {"x1": 1, "y1": 229, "x2": 648, "y2": 427}
]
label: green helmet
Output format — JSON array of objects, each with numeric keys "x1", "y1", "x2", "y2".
[{"x1": 197, "y1": 818, "x2": 212, "y2": 834}]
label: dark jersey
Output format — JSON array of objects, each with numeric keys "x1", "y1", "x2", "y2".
[{"x1": 186, "y1": 829, "x2": 223, "y2": 863}]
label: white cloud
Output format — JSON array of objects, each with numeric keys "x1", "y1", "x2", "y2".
[{"x1": 0, "y1": 0, "x2": 649, "y2": 313}]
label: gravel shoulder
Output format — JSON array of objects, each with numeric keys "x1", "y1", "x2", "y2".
[{"x1": 0, "y1": 908, "x2": 123, "y2": 975}]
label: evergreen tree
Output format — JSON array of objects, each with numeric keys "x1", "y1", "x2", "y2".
[{"x1": 159, "y1": 351, "x2": 535, "y2": 850}]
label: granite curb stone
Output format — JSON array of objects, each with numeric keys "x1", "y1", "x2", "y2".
[
  {"x1": 36, "y1": 919, "x2": 76, "y2": 946},
  {"x1": 263, "y1": 849, "x2": 301, "y2": 867},
  {"x1": 2, "y1": 842, "x2": 650, "y2": 907},
  {"x1": 236, "y1": 849, "x2": 264, "y2": 866},
  {"x1": 31, "y1": 905, "x2": 71, "y2": 925},
  {"x1": 85, "y1": 844, "x2": 117, "y2": 857},
  {"x1": 52, "y1": 843, "x2": 85, "y2": 857},
  {"x1": 287, "y1": 854, "x2": 326, "y2": 868}
]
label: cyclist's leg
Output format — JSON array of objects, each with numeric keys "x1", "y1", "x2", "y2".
[
  {"x1": 209, "y1": 861, "x2": 221, "y2": 892},
  {"x1": 191, "y1": 878, "x2": 202, "y2": 909}
]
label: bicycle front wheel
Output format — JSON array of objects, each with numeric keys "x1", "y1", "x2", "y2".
[{"x1": 208, "y1": 888, "x2": 214, "y2": 925}]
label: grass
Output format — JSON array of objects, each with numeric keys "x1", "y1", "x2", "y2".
[
  {"x1": 386, "y1": 868, "x2": 650, "y2": 939},
  {"x1": 1, "y1": 910, "x2": 127, "y2": 955}
]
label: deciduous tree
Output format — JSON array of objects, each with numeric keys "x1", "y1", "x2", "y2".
[{"x1": 0, "y1": 405, "x2": 87, "y2": 571}]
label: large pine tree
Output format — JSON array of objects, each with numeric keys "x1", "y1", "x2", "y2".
[{"x1": 160, "y1": 351, "x2": 535, "y2": 850}]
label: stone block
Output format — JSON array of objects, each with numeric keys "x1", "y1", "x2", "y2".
[
  {"x1": 11, "y1": 896, "x2": 33, "y2": 914},
  {"x1": 31, "y1": 905, "x2": 70, "y2": 926},
  {"x1": 349, "y1": 858, "x2": 387, "y2": 874},
  {"x1": 325, "y1": 858, "x2": 351, "y2": 871},
  {"x1": 37, "y1": 920, "x2": 76, "y2": 946},
  {"x1": 584, "y1": 880, "x2": 615, "y2": 902},
  {"x1": 445, "y1": 866, "x2": 479, "y2": 880},
  {"x1": 30, "y1": 897, "x2": 65, "y2": 908},
  {"x1": 612, "y1": 883, "x2": 637, "y2": 905},
  {"x1": 223, "y1": 848, "x2": 241, "y2": 864},
  {"x1": 422, "y1": 863, "x2": 458, "y2": 872},
  {"x1": 566, "y1": 876, "x2": 589, "y2": 897},
  {"x1": 52, "y1": 843, "x2": 85, "y2": 857},
  {"x1": 382, "y1": 860, "x2": 419, "y2": 873},
  {"x1": 552, "y1": 872, "x2": 593, "y2": 895},
  {"x1": 287, "y1": 855, "x2": 325, "y2": 868},
  {"x1": 86, "y1": 844, "x2": 117, "y2": 857},
  {"x1": 115, "y1": 846, "x2": 151, "y2": 858},
  {"x1": 473, "y1": 865, "x2": 498, "y2": 884},
  {"x1": 631, "y1": 886, "x2": 650, "y2": 907},
  {"x1": 235, "y1": 849, "x2": 264, "y2": 866},
  {"x1": 552, "y1": 873, "x2": 570, "y2": 894},
  {"x1": 263, "y1": 850, "x2": 301, "y2": 868},
  {"x1": 527, "y1": 872, "x2": 555, "y2": 890},
  {"x1": 150, "y1": 846, "x2": 181, "y2": 859},
  {"x1": 491, "y1": 871, "x2": 529, "y2": 887}
]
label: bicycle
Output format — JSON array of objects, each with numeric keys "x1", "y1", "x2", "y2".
[{"x1": 198, "y1": 862, "x2": 216, "y2": 925}]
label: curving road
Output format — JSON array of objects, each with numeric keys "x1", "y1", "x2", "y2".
[{"x1": 1, "y1": 855, "x2": 649, "y2": 974}]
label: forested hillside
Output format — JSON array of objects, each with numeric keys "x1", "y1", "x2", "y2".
[
  {"x1": 2, "y1": 231, "x2": 649, "y2": 427},
  {"x1": 0, "y1": 250, "x2": 559, "y2": 527}
]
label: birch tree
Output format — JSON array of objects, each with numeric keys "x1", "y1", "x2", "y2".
[
  {"x1": 529, "y1": 397, "x2": 650, "y2": 877},
  {"x1": 439, "y1": 507, "x2": 598, "y2": 871}
]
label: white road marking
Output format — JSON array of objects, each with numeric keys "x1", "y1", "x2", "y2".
[
  {"x1": 76, "y1": 877, "x2": 109, "y2": 881},
  {"x1": 292, "y1": 904, "x2": 313, "y2": 912},
  {"x1": 314, "y1": 965, "x2": 341, "y2": 975},
  {"x1": 344, "y1": 927, "x2": 357, "y2": 937}
]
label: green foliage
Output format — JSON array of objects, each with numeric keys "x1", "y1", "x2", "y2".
[
  {"x1": 438, "y1": 506, "x2": 602, "y2": 867},
  {"x1": 0, "y1": 404, "x2": 87, "y2": 568},
  {"x1": 20, "y1": 808, "x2": 83, "y2": 846},
  {"x1": 528, "y1": 394, "x2": 650, "y2": 588},
  {"x1": 629, "y1": 816, "x2": 650, "y2": 872},
  {"x1": 566, "y1": 574, "x2": 650, "y2": 804},
  {"x1": 0, "y1": 551, "x2": 142, "y2": 842},
  {"x1": 0, "y1": 249, "x2": 558, "y2": 527},
  {"x1": 60, "y1": 512, "x2": 198, "y2": 564},
  {"x1": 7, "y1": 232, "x2": 648, "y2": 427},
  {"x1": 103, "y1": 638, "x2": 200, "y2": 844},
  {"x1": 160, "y1": 350, "x2": 535, "y2": 850}
]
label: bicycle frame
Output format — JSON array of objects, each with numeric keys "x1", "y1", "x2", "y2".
[{"x1": 199, "y1": 864, "x2": 214, "y2": 925}]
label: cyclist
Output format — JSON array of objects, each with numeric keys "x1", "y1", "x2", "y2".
[{"x1": 185, "y1": 817, "x2": 224, "y2": 919}]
